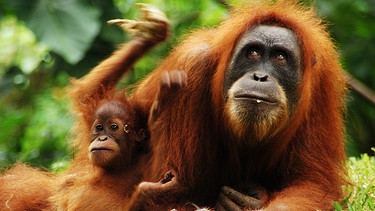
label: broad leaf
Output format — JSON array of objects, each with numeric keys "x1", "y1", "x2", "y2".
[{"x1": 27, "y1": 0, "x2": 101, "y2": 64}]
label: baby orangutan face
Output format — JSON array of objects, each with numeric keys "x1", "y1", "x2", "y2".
[{"x1": 89, "y1": 101, "x2": 145, "y2": 170}]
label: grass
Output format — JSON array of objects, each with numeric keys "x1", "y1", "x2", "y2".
[{"x1": 335, "y1": 149, "x2": 375, "y2": 211}]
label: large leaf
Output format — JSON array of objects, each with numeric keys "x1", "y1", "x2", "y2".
[{"x1": 27, "y1": 0, "x2": 101, "y2": 64}]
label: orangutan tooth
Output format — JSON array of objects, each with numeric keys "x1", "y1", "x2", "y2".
[{"x1": 256, "y1": 100, "x2": 262, "y2": 104}]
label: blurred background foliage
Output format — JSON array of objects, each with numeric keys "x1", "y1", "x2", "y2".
[{"x1": 0, "y1": 0, "x2": 374, "y2": 170}]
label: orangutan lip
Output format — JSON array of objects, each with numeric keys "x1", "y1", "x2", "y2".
[
  {"x1": 234, "y1": 94, "x2": 275, "y2": 104},
  {"x1": 90, "y1": 148, "x2": 112, "y2": 152}
]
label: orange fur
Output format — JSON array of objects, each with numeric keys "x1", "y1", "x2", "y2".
[
  {"x1": 0, "y1": 163, "x2": 56, "y2": 210},
  {"x1": 129, "y1": 1, "x2": 347, "y2": 210},
  {"x1": 0, "y1": 2, "x2": 346, "y2": 210},
  {"x1": 50, "y1": 27, "x2": 166, "y2": 209},
  {"x1": 0, "y1": 5, "x2": 169, "y2": 209},
  {"x1": 49, "y1": 5, "x2": 170, "y2": 209}
]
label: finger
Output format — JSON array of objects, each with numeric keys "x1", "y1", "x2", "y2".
[
  {"x1": 169, "y1": 70, "x2": 187, "y2": 88},
  {"x1": 107, "y1": 19, "x2": 139, "y2": 34},
  {"x1": 151, "y1": 72, "x2": 171, "y2": 119},
  {"x1": 178, "y1": 70, "x2": 187, "y2": 87},
  {"x1": 221, "y1": 186, "x2": 262, "y2": 209},
  {"x1": 107, "y1": 19, "x2": 136, "y2": 29},
  {"x1": 107, "y1": 19, "x2": 129, "y2": 25},
  {"x1": 160, "y1": 175, "x2": 177, "y2": 190},
  {"x1": 161, "y1": 72, "x2": 171, "y2": 88},
  {"x1": 149, "y1": 100, "x2": 159, "y2": 123},
  {"x1": 221, "y1": 186, "x2": 243, "y2": 200},
  {"x1": 136, "y1": 3, "x2": 168, "y2": 23},
  {"x1": 158, "y1": 72, "x2": 171, "y2": 104},
  {"x1": 218, "y1": 191, "x2": 242, "y2": 211},
  {"x1": 169, "y1": 71, "x2": 183, "y2": 88},
  {"x1": 138, "y1": 181, "x2": 162, "y2": 193}
]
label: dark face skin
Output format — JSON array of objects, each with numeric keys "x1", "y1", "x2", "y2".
[
  {"x1": 89, "y1": 101, "x2": 140, "y2": 169},
  {"x1": 223, "y1": 25, "x2": 302, "y2": 140}
]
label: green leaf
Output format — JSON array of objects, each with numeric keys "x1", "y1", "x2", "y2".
[
  {"x1": 333, "y1": 201, "x2": 342, "y2": 211},
  {"x1": 27, "y1": 0, "x2": 101, "y2": 64}
]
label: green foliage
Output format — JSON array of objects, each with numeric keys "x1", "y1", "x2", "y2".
[
  {"x1": 335, "y1": 151, "x2": 375, "y2": 211},
  {"x1": 17, "y1": 86, "x2": 73, "y2": 167},
  {"x1": 26, "y1": 0, "x2": 101, "y2": 64},
  {"x1": 316, "y1": 0, "x2": 375, "y2": 156},
  {"x1": 2, "y1": 0, "x2": 101, "y2": 65},
  {"x1": 0, "y1": 72, "x2": 73, "y2": 168},
  {"x1": 0, "y1": 17, "x2": 48, "y2": 76}
]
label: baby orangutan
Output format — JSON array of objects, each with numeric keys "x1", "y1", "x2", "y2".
[
  {"x1": 89, "y1": 100, "x2": 147, "y2": 170},
  {"x1": 50, "y1": 98, "x2": 149, "y2": 210},
  {"x1": 49, "y1": 3, "x2": 172, "y2": 210},
  {"x1": 52, "y1": 70, "x2": 188, "y2": 210}
]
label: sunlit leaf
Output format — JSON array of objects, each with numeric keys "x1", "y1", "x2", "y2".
[
  {"x1": 0, "y1": 17, "x2": 47, "y2": 75},
  {"x1": 26, "y1": 0, "x2": 101, "y2": 64}
]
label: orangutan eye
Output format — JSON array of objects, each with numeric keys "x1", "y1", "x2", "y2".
[
  {"x1": 247, "y1": 49, "x2": 261, "y2": 60},
  {"x1": 95, "y1": 124, "x2": 104, "y2": 131},
  {"x1": 272, "y1": 50, "x2": 289, "y2": 65},
  {"x1": 275, "y1": 52, "x2": 287, "y2": 62},
  {"x1": 277, "y1": 53, "x2": 285, "y2": 60},
  {"x1": 110, "y1": 124, "x2": 119, "y2": 131}
]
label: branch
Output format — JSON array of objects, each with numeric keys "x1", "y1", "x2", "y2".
[{"x1": 345, "y1": 73, "x2": 375, "y2": 106}]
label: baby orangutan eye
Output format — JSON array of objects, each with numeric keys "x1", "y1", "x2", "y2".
[
  {"x1": 95, "y1": 124, "x2": 104, "y2": 131},
  {"x1": 110, "y1": 124, "x2": 119, "y2": 131}
]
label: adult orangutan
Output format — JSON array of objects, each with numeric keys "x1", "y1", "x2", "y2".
[{"x1": 126, "y1": 0, "x2": 348, "y2": 210}]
